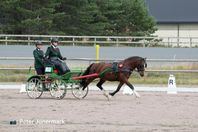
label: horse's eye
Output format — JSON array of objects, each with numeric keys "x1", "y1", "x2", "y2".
[{"x1": 138, "y1": 65, "x2": 144, "y2": 69}]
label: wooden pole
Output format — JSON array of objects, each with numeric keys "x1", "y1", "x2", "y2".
[{"x1": 95, "y1": 44, "x2": 100, "y2": 63}]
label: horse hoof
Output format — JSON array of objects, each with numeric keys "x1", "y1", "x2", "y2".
[
  {"x1": 133, "y1": 91, "x2": 141, "y2": 98},
  {"x1": 107, "y1": 94, "x2": 112, "y2": 101},
  {"x1": 103, "y1": 91, "x2": 111, "y2": 101},
  {"x1": 136, "y1": 94, "x2": 140, "y2": 98}
]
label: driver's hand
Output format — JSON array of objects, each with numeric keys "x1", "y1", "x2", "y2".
[
  {"x1": 62, "y1": 57, "x2": 67, "y2": 60},
  {"x1": 43, "y1": 57, "x2": 47, "y2": 61}
]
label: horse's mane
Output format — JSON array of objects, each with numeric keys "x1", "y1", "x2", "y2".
[{"x1": 124, "y1": 56, "x2": 143, "y2": 62}]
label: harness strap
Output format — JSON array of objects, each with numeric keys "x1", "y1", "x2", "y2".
[
  {"x1": 120, "y1": 68, "x2": 132, "y2": 74},
  {"x1": 112, "y1": 62, "x2": 118, "y2": 72},
  {"x1": 99, "y1": 68, "x2": 112, "y2": 77},
  {"x1": 112, "y1": 62, "x2": 132, "y2": 74},
  {"x1": 98, "y1": 63, "x2": 132, "y2": 79}
]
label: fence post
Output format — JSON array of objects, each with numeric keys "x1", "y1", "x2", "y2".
[
  {"x1": 177, "y1": 37, "x2": 179, "y2": 47},
  {"x1": 190, "y1": 37, "x2": 192, "y2": 48},
  {"x1": 116, "y1": 38, "x2": 119, "y2": 47},
  {"x1": 72, "y1": 37, "x2": 75, "y2": 46},
  {"x1": 5, "y1": 36, "x2": 8, "y2": 45},
  {"x1": 28, "y1": 36, "x2": 30, "y2": 45},
  {"x1": 94, "y1": 38, "x2": 96, "y2": 46},
  {"x1": 143, "y1": 38, "x2": 145, "y2": 47}
]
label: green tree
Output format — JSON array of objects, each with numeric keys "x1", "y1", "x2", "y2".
[
  {"x1": 52, "y1": 0, "x2": 87, "y2": 35},
  {"x1": 96, "y1": 0, "x2": 123, "y2": 35},
  {"x1": 0, "y1": 0, "x2": 156, "y2": 36},
  {"x1": 78, "y1": 0, "x2": 109, "y2": 35},
  {"x1": 119, "y1": 0, "x2": 156, "y2": 36},
  {"x1": 0, "y1": 0, "x2": 60, "y2": 34},
  {"x1": 0, "y1": 0, "x2": 19, "y2": 34},
  {"x1": 17, "y1": 0, "x2": 60, "y2": 34},
  {"x1": 98, "y1": 0, "x2": 156, "y2": 36}
]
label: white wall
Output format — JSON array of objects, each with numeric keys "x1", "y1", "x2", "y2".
[
  {"x1": 153, "y1": 24, "x2": 198, "y2": 47},
  {"x1": 154, "y1": 24, "x2": 178, "y2": 37},
  {"x1": 154, "y1": 23, "x2": 198, "y2": 37},
  {"x1": 179, "y1": 24, "x2": 198, "y2": 37}
]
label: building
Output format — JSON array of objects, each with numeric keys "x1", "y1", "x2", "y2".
[{"x1": 146, "y1": 0, "x2": 198, "y2": 46}]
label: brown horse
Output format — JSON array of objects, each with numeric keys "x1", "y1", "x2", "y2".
[{"x1": 80, "y1": 56, "x2": 147, "y2": 99}]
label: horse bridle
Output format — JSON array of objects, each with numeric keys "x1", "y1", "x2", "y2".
[{"x1": 136, "y1": 61, "x2": 147, "y2": 72}]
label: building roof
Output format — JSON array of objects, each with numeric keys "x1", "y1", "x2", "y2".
[{"x1": 146, "y1": 0, "x2": 198, "y2": 24}]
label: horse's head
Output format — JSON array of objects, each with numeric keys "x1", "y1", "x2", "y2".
[
  {"x1": 124, "y1": 56, "x2": 147, "y2": 77},
  {"x1": 136, "y1": 57, "x2": 147, "y2": 77}
]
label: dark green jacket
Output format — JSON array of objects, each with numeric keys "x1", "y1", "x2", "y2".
[
  {"x1": 33, "y1": 48, "x2": 44, "y2": 68},
  {"x1": 45, "y1": 46, "x2": 63, "y2": 59}
]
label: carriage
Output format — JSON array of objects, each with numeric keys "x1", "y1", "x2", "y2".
[
  {"x1": 26, "y1": 64, "x2": 89, "y2": 100},
  {"x1": 26, "y1": 56, "x2": 147, "y2": 100}
]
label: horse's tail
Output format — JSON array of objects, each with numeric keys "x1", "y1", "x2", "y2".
[{"x1": 80, "y1": 63, "x2": 94, "y2": 87}]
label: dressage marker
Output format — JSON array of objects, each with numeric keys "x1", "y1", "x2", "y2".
[{"x1": 167, "y1": 74, "x2": 177, "y2": 94}]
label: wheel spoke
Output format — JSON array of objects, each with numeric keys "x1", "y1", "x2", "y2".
[
  {"x1": 50, "y1": 80, "x2": 66, "y2": 99},
  {"x1": 26, "y1": 78, "x2": 43, "y2": 99},
  {"x1": 72, "y1": 84, "x2": 88, "y2": 99}
]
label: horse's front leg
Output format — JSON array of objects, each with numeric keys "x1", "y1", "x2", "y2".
[
  {"x1": 124, "y1": 80, "x2": 140, "y2": 98},
  {"x1": 109, "y1": 82, "x2": 124, "y2": 96}
]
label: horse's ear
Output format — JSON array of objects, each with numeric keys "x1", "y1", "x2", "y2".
[{"x1": 144, "y1": 57, "x2": 147, "y2": 68}]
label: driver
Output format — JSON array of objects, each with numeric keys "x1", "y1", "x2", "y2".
[{"x1": 45, "y1": 38, "x2": 70, "y2": 75}]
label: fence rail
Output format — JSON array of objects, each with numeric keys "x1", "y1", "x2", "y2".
[
  {"x1": 0, "y1": 57, "x2": 198, "y2": 73},
  {"x1": 1, "y1": 57, "x2": 198, "y2": 62},
  {"x1": 1, "y1": 34, "x2": 198, "y2": 47}
]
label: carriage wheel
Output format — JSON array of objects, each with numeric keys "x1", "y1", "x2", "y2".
[
  {"x1": 72, "y1": 84, "x2": 89, "y2": 99},
  {"x1": 26, "y1": 78, "x2": 43, "y2": 99},
  {"x1": 49, "y1": 79, "x2": 66, "y2": 99}
]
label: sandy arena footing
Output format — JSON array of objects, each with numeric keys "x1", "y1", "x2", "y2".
[{"x1": 0, "y1": 89, "x2": 198, "y2": 132}]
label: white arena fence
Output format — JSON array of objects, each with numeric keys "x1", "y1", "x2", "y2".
[
  {"x1": 0, "y1": 57, "x2": 198, "y2": 72},
  {"x1": 0, "y1": 57, "x2": 198, "y2": 92},
  {"x1": 1, "y1": 34, "x2": 198, "y2": 47}
]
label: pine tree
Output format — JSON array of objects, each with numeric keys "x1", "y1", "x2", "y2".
[
  {"x1": 119, "y1": 0, "x2": 156, "y2": 36},
  {"x1": 53, "y1": 0, "x2": 87, "y2": 35},
  {"x1": 0, "y1": 0, "x2": 156, "y2": 36},
  {"x1": 78, "y1": 0, "x2": 108, "y2": 35},
  {"x1": 17, "y1": 0, "x2": 60, "y2": 34},
  {"x1": 0, "y1": 0, "x2": 60, "y2": 34},
  {"x1": 98, "y1": 0, "x2": 156, "y2": 36}
]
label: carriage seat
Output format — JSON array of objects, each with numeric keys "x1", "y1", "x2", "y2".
[{"x1": 44, "y1": 60, "x2": 59, "y2": 74}]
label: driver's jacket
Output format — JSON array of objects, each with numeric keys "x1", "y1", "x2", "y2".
[
  {"x1": 33, "y1": 48, "x2": 44, "y2": 69},
  {"x1": 45, "y1": 45, "x2": 64, "y2": 60},
  {"x1": 44, "y1": 45, "x2": 69, "y2": 75}
]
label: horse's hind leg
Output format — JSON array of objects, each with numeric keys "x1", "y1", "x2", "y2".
[
  {"x1": 96, "y1": 79, "x2": 111, "y2": 100},
  {"x1": 109, "y1": 82, "x2": 124, "y2": 96},
  {"x1": 96, "y1": 79, "x2": 106, "y2": 91},
  {"x1": 82, "y1": 78, "x2": 95, "y2": 90}
]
